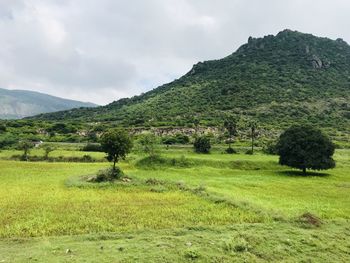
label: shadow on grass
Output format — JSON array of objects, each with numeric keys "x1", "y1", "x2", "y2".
[{"x1": 277, "y1": 170, "x2": 330, "y2": 177}]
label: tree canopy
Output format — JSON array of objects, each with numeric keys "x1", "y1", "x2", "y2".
[
  {"x1": 100, "y1": 129, "x2": 133, "y2": 170},
  {"x1": 276, "y1": 125, "x2": 335, "y2": 174}
]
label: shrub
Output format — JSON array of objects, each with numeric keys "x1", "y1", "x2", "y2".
[
  {"x1": 88, "y1": 167, "x2": 124, "y2": 182},
  {"x1": 0, "y1": 134, "x2": 17, "y2": 149},
  {"x1": 81, "y1": 143, "x2": 103, "y2": 152},
  {"x1": 262, "y1": 140, "x2": 278, "y2": 155},
  {"x1": 0, "y1": 124, "x2": 6, "y2": 133},
  {"x1": 184, "y1": 249, "x2": 200, "y2": 260},
  {"x1": 297, "y1": 212, "x2": 322, "y2": 228},
  {"x1": 137, "y1": 133, "x2": 159, "y2": 157},
  {"x1": 225, "y1": 147, "x2": 237, "y2": 154},
  {"x1": 162, "y1": 134, "x2": 190, "y2": 145},
  {"x1": 193, "y1": 136, "x2": 211, "y2": 153},
  {"x1": 245, "y1": 149, "x2": 253, "y2": 155},
  {"x1": 82, "y1": 155, "x2": 93, "y2": 162},
  {"x1": 174, "y1": 133, "x2": 190, "y2": 144}
]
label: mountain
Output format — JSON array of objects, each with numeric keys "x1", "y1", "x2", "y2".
[
  {"x1": 0, "y1": 88, "x2": 97, "y2": 119},
  {"x1": 31, "y1": 30, "x2": 350, "y2": 131}
]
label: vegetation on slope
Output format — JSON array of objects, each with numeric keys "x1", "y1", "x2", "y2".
[{"x1": 32, "y1": 30, "x2": 350, "y2": 131}]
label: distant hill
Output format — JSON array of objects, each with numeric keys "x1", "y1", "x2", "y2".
[
  {"x1": 31, "y1": 30, "x2": 350, "y2": 131},
  {"x1": 0, "y1": 88, "x2": 97, "y2": 119}
]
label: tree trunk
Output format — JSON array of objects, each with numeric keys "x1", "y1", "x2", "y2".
[
  {"x1": 302, "y1": 167, "x2": 306, "y2": 175},
  {"x1": 113, "y1": 159, "x2": 116, "y2": 171},
  {"x1": 251, "y1": 134, "x2": 254, "y2": 154}
]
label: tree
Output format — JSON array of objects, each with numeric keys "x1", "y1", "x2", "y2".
[
  {"x1": 276, "y1": 125, "x2": 335, "y2": 174},
  {"x1": 193, "y1": 136, "x2": 211, "y2": 153},
  {"x1": 18, "y1": 140, "x2": 34, "y2": 161},
  {"x1": 223, "y1": 115, "x2": 238, "y2": 150},
  {"x1": 137, "y1": 133, "x2": 159, "y2": 158},
  {"x1": 0, "y1": 123, "x2": 6, "y2": 133},
  {"x1": 100, "y1": 129, "x2": 133, "y2": 171},
  {"x1": 247, "y1": 120, "x2": 258, "y2": 154},
  {"x1": 42, "y1": 144, "x2": 55, "y2": 160}
]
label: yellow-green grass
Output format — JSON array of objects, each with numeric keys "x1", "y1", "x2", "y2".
[
  {"x1": 0, "y1": 148, "x2": 349, "y2": 261},
  {"x1": 0, "y1": 149, "x2": 106, "y2": 160},
  {"x1": 132, "y1": 149, "x2": 350, "y2": 220},
  {"x1": 0, "y1": 161, "x2": 261, "y2": 238},
  {"x1": 1, "y1": 223, "x2": 350, "y2": 262}
]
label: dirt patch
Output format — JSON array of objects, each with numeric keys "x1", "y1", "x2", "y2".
[{"x1": 298, "y1": 212, "x2": 322, "y2": 228}]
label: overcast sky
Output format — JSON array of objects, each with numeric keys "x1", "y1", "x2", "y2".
[{"x1": 0, "y1": 0, "x2": 349, "y2": 105}]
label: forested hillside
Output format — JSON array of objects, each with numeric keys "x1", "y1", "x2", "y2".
[{"x1": 32, "y1": 30, "x2": 350, "y2": 131}]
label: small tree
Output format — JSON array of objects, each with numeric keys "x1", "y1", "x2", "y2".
[
  {"x1": 194, "y1": 136, "x2": 211, "y2": 154},
  {"x1": 223, "y1": 115, "x2": 238, "y2": 151},
  {"x1": 247, "y1": 120, "x2": 258, "y2": 154},
  {"x1": 42, "y1": 144, "x2": 55, "y2": 160},
  {"x1": 138, "y1": 133, "x2": 159, "y2": 158},
  {"x1": 276, "y1": 125, "x2": 335, "y2": 174},
  {"x1": 100, "y1": 129, "x2": 133, "y2": 172},
  {"x1": 18, "y1": 140, "x2": 34, "y2": 161}
]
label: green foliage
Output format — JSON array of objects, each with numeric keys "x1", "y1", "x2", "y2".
[
  {"x1": 0, "y1": 123, "x2": 6, "y2": 133},
  {"x1": 194, "y1": 136, "x2": 211, "y2": 153},
  {"x1": 262, "y1": 140, "x2": 278, "y2": 155},
  {"x1": 223, "y1": 114, "x2": 239, "y2": 138},
  {"x1": 41, "y1": 144, "x2": 55, "y2": 160},
  {"x1": 0, "y1": 146, "x2": 350, "y2": 261},
  {"x1": 18, "y1": 140, "x2": 34, "y2": 161},
  {"x1": 88, "y1": 167, "x2": 124, "y2": 182},
  {"x1": 100, "y1": 129, "x2": 133, "y2": 170},
  {"x1": 47, "y1": 123, "x2": 77, "y2": 134},
  {"x1": 81, "y1": 143, "x2": 103, "y2": 152},
  {"x1": 0, "y1": 134, "x2": 17, "y2": 149},
  {"x1": 277, "y1": 125, "x2": 336, "y2": 173},
  {"x1": 225, "y1": 147, "x2": 237, "y2": 154},
  {"x1": 162, "y1": 133, "x2": 190, "y2": 145},
  {"x1": 30, "y1": 30, "x2": 350, "y2": 133},
  {"x1": 137, "y1": 133, "x2": 159, "y2": 157}
]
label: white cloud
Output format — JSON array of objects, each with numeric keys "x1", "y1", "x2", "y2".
[{"x1": 0, "y1": 0, "x2": 349, "y2": 104}]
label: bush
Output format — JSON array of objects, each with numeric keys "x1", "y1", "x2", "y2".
[
  {"x1": 262, "y1": 140, "x2": 278, "y2": 155},
  {"x1": 174, "y1": 133, "x2": 190, "y2": 144},
  {"x1": 88, "y1": 167, "x2": 124, "y2": 182},
  {"x1": 225, "y1": 147, "x2": 237, "y2": 154},
  {"x1": 162, "y1": 133, "x2": 190, "y2": 145},
  {"x1": 137, "y1": 133, "x2": 159, "y2": 157},
  {"x1": 0, "y1": 124, "x2": 6, "y2": 133},
  {"x1": 0, "y1": 134, "x2": 18, "y2": 149},
  {"x1": 193, "y1": 136, "x2": 211, "y2": 153},
  {"x1": 245, "y1": 149, "x2": 253, "y2": 155},
  {"x1": 81, "y1": 143, "x2": 103, "y2": 152}
]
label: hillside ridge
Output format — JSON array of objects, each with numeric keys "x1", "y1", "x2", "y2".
[
  {"x1": 31, "y1": 30, "x2": 350, "y2": 131},
  {"x1": 0, "y1": 88, "x2": 97, "y2": 119}
]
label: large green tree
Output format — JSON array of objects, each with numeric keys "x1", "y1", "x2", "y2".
[
  {"x1": 100, "y1": 129, "x2": 133, "y2": 171},
  {"x1": 276, "y1": 125, "x2": 335, "y2": 174}
]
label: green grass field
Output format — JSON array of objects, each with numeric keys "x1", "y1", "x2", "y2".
[{"x1": 0, "y1": 147, "x2": 349, "y2": 262}]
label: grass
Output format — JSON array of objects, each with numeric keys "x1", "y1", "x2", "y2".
[
  {"x1": 0, "y1": 146, "x2": 349, "y2": 261},
  {"x1": 1, "y1": 223, "x2": 350, "y2": 262}
]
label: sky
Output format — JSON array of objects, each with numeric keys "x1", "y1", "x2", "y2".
[{"x1": 0, "y1": 0, "x2": 349, "y2": 105}]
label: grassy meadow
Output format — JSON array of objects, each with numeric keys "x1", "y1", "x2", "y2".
[{"x1": 0, "y1": 145, "x2": 349, "y2": 262}]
